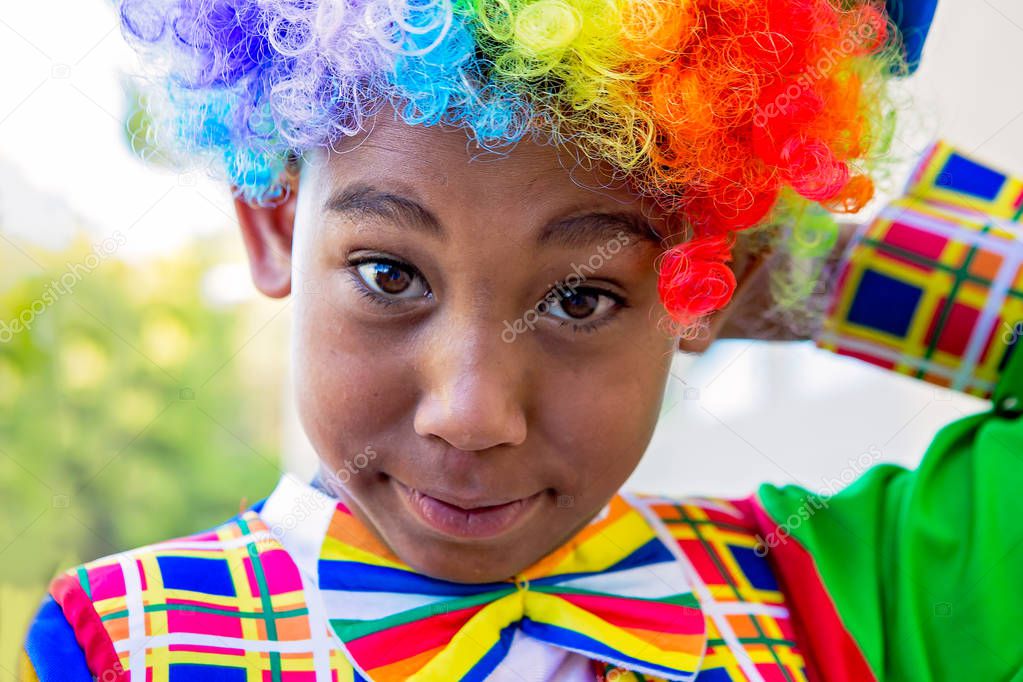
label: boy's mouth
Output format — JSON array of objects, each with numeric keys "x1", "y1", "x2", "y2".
[{"x1": 393, "y1": 479, "x2": 546, "y2": 540}]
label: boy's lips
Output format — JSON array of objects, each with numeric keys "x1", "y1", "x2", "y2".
[{"x1": 393, "y1": 479, "x2": 545, "y2": 540}]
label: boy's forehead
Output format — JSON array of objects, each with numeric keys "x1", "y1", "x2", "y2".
[
  {"x1": 300, "y1": 170, "x2": 668, "y2": 251},
  {"x1": 299, "y1": 114, "x2": 670, "y2": 242},
  {"x1": 306, "y1": 112, "x2": 627, "y2": 195},
  {"x1": 315, "y1": 180, "x2": 664, "y2": 251}
]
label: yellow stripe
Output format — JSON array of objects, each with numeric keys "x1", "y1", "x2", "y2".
[
  {"x1": 138, "y1": 550, "x2": 169, "y2": 682},
  {"x1": 219, "y1": 528, "x2": 263, "y2": 675},
  {"x1": 19, "y1": 650, "x2": 41, "y2": 682},
  {"x1": 524, "y1": 592, "x2": 704, "y2": 668},
  {"x1": 541, "y1": 508, "x2": 656, "y2": 578},
  {"x1": 333, "y1": 648, "x2": 357, "y2": 681},
  {"x1": 320, "y1": 535, "x2": 411, "y2": 572},
  {"x1": 410, "y1": 593, "x2": 525, "y2": 682},
  {"x1": 906, "y1": 141, "x2": 1022, "y2": 218}
]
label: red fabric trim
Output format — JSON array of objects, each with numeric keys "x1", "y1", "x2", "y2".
[
  {"x1": 49, "y1": 573, "x2": 127, "y2": 682},
  {"x1": 733, "y1": 495, "x2": 878, "y2": 682}
]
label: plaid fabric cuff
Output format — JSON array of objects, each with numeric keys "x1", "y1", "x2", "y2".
[{"x1": 816, "y1": 141, "x2": 1023, "y2": 399}]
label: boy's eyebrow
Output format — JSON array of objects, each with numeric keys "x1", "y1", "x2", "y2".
[
  {"x1": 325, "y1": 183, "x2": 663, "y2": 248},
  {"x1": 537, "y1": 211, "x2": 662, "y2": 249},
  {"x1": 327, "y1": 183, "x2": 443, "y2": 237}
]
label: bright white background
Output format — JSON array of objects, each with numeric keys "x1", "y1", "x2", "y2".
[{"x1": 1, "y1": 0, "x2": 1021, "y2": 498}]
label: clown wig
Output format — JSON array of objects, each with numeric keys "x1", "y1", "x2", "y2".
[{"x1": 116, "y1": 0, "x2": 912, "y2": 334}]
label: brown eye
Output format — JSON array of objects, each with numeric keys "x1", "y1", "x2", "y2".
[
  {"x1": 354, "y1": 260, "x2": 430, "y2": 299},
  {"x1": 559, "y1": 291, "x2": 598, "y2": 318},
  {"x1": 547, "y1": 288, "x2": 617, "y2": 321}
]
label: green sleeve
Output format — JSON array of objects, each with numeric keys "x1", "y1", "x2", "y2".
[{"x1": 757, "y1": 348, "x2": 1023, "y2": 680}]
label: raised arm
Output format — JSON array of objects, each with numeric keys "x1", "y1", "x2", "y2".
[{"x1": 742, "y1": 141, "x2": 1023, "y2": 681}]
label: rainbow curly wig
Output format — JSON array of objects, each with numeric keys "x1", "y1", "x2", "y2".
[{"x1": 117, "y1": 0, "x2": 912, "y2": 334}]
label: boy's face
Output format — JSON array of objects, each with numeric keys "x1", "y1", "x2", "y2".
[{"x1": 237, "y1": 111, "x2": 680, "y2": 582}]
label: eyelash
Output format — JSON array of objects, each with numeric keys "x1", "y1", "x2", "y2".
[
  {"x1": 555, "y1": 290, "x2": 629, "y2": 333},
  {"x1": 345, "y1": 256, "x2": 426, "y2": 308},
  {"x1": 344, "y1": 256, "x2": 629, "y2": 332}
]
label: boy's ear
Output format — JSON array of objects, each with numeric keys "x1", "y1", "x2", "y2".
[
  {"x1": 234, "y1": 187, "x2": 298, "y2": 299},
  {"x1": 676, "y1": 246, "x2": 771, "y2": 353},
  {"x1": 677, "y1": 221, "x2": 856, "y2": 351}
]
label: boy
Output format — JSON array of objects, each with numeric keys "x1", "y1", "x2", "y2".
[{"x1": 22, "y1": 0, "x2": 1023, "y2": 679}]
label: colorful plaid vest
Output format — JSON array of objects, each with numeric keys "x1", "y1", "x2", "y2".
[
  {"x1": 46, "y1": 486, "x2": 808, "y2": 681},
  {"x1": 28, "y1": 140, "x2": 1023, "y2": 682}
]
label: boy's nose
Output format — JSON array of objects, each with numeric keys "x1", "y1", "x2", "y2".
[{"x1": 412, "y1": 323, "x2": 528, "y2": 452}]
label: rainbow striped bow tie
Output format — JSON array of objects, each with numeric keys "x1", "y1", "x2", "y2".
[{"x1": 317, "y1": 494, "x2": 707, "y2": 681}]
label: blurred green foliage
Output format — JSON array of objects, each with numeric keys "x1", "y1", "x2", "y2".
[{"x1": 0, "y1": 231, "x2": 285, "y2": 664}]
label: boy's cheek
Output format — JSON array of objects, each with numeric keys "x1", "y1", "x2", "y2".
[
  {"x1": 523, "y1": 340, "x2": 670, "y2": 482},
  {"x1": 292, "y1": 323, "x2": 415, "y2": 479}
]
